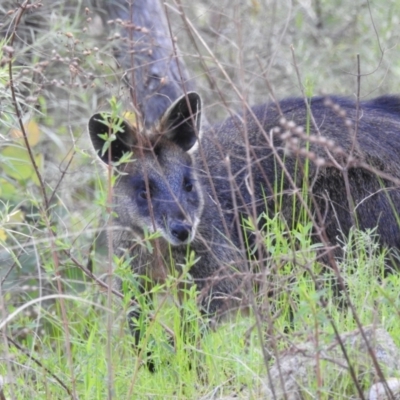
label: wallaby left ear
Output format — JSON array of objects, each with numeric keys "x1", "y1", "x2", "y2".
[
  {"x1": 160, "y1": 92, "x2": 202, "y2": 152},
  {"x1": 88, "y1": 112, "x2": 137, "y2": 164}
]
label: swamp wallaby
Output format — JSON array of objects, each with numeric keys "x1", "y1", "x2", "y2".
[{"x1": 88, "y1": 92, "x2": 400, "y2": 356}]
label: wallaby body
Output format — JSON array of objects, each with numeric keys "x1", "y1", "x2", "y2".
[
  {"x1": 89, "y1": 93, "x2": 400, "y2": 349},
  {"x1": 199, "y1": 95, "x2": 400, "y2": 256}
]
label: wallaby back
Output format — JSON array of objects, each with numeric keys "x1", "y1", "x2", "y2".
[{"x1": 197, "y1": 96, "x2": 400, "y2": 254}]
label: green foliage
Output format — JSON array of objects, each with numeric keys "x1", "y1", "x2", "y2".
[{"x1": 1, "y1": 222, "x2": 399, "y2": 398}]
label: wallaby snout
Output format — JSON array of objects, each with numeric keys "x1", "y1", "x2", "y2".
[{"x1": 169, "y1": 220, "x2": 192, "y2": 244}]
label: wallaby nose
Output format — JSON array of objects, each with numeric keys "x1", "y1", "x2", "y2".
[{"x1": 170, "y1": 221, "x2": 192, "y2": 243}]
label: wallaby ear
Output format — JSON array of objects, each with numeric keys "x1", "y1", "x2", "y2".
[
  {"x1": 88, "y1": 113, "x2": 136, "y2": 164},
  {"x1": 160, "y1": 92, "x2": 202, "y2": 152}
]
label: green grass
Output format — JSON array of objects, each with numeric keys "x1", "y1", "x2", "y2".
[{"x1": 1, "y1": 221, "x2": 400, "y2": 399}]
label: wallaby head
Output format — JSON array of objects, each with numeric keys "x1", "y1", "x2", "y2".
[{"x1": 88, "y1": 92, "x2": 204, "y2": 246}]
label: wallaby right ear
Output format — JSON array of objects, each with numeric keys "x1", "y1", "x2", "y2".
[
  {"x1": 160, "y1": 92, "x2": 202, "y2": 152},
  {"x1": 88, "y1": 113, "x2": 136, "y2": 164}
]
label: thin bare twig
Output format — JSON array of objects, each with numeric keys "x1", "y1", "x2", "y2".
[{"x1": 7, "y1": 336, "x2": 73, "y2": 399}]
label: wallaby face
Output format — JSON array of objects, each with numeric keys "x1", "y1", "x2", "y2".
[{"x1": 88, "y1": 92, "x2": 204, "y2": 246}]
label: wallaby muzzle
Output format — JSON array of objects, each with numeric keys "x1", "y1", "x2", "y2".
[{"x1": 169, "y1": 220, "x2": 192, "y2": 243}]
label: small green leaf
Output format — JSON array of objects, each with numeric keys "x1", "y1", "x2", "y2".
[
  {"x1": 0, "y1": 178, "x2": 16, "y2": 200},
  {"x1": 2, "y1": 146, "x2": 33, "y2": 180}
]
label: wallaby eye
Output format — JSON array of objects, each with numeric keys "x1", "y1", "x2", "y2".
[
  {"x1": 139, "y1": 190, "x2": 148, "y2": 200},
  {"x1": 135, "y1": 179, "x2": 153, "y2": 201},
  {"x1": 184, "y1": 179, "x2": 193, "y2": 192}
]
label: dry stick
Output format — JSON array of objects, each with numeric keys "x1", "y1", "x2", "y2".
[
  {"x1": 105, "y1": 125, "x2": 115, "y2": 400},
  {"x1": 223, "y1": 157, "x2": 280, "y2": 399},
  {"x1": 234, "y1": 5, "x2": 260, "y2": 272},
  {"x1": 180, "y1": 13, "x2": 317, "y2": 227},
  {"x1": 27, "y1": 237, "x2": 45, "y2": 382},
  {"x1": 174, "y1": 1, "x2": 285, "y2": 277},
  {"x1": 0, "y1": 3, "x2": 48, "y2": 285},
  {"x1": 172, "y1": 2, "x2": 215, "y2": 91},
  {"x1": 0, "y1": 386, "x2": 4, "y2": 400},
  {"x1": 171, "y1": 1, "x2": 235, "y2": 241},
  {"x1": 116, "y1": 3, "x2": 170, "y2": 326},
  {"x1": 175, "y1": 9, "x2": 322, "y2": 396},
  {"x1": 350, "y1": 54, "x2": 362, "y2": 159},
  {"x1": 127, "y1": 2, "x2": 138, "y2": 113},
  {"x1": 167, "y1": 3, "x2": 256, "y2": 322},
  {"x1": 166, "y1": 13, "x2": 281, "y2": 395},
  {"x1": 1, "y1": 250, "x2": 23, "y2": 288},
  {"x1": 6, "y1": 336, "x2": 73, "y2": 398},
  {"x1": 367, "y1": 0, "x2": 384, "y2": 55},
  {"x1": 163, "y1": 2, "x2": 206, "y2": 166},
  {"x1": 288, "y1": 48, "x2": 351, "y2": 247},
  {"x1": 313, "y1": 303, "x2": 322, "y2": 398},
  {"x1": 237, "y1": 9, "x2": 286, "y2": 399},
  {"x1": 255, "y1": 53, "x2": 331, "y2": 258},
  {"x1": 296, "y1": 258, "x2": 368, "y2": 399},
  {"x1": 126, "y1": 261, "x2": 194, "y2": 399},
  {"x1": 173, "y1": 0, "x2": 254, "y2": 138},
  {"x1": 345, "y1": 56, "x2": 395, "y2": 400},
  {"x1": 342, "y1": 54, "x2": 362, "y2": 227},
  {"x1": 289, "y1": 46, "x2": 329, "y2": 145},
  {"x1": 126, "y1": 0, "x2": 167, "y2": 343},
  {"x1": 5, "y1": 2, "x2": 73, "y2": 399},
  {"x1": 289, "y1": 45, "x2": 367, "y2": 400},
  {"x1": 255, "y1": 56, "x2": 284, "y2": 116},
  {"x1": 349, "y1": 55, "x2": 395, "y2": 400},
  {"x1": 357, "y1": 162, "x2": 400, "y2": 186},
  {"x1": 290, "y1": 48, "x2": 395, "y2": 400},
  {"x1": 1, "y1": 145, "x2": 75, "y2": 287},
  {"x1": 265, "y1": 1, "x2": 292, "y2": 78},
  {"x1": 314, "y1": 0, "x2": 323, "y2": 29},
  {"x1": 256, "y1": 53, "x2": 334, "y2": 255},
  {"x1": 244, "y1": 19, "x2": 327, "y2": 400},
  {"x1": 6, "y1": 6, "x2": 172, "y2": 396},
  {"x1": 249, "y1": 296, "x2": 278, "y2": 400},
  {"x1": 289, "y1": 46, "x2": 347, "y2": 176},
  {"x1": 62, "y1": 242, "x2": 176, "y2": 340},
  {"x1": 0, "y1": 243, "x2": 15, "y2": 400},
  {"x1": 335, "y1": 0, "x2": 385, "y2": 98},
  {"x1": 6, "y1": 6, "x2": 49, "y2": 212},
  {"x1": 175, "y1": 6, "x2": 296, "y2": 398},
  {"x1": 174, "y1": 0, "x2": 279, "y2": 201},
  {"x1": 47, "y1": 147, "x2": 76, "y2": 206},
  {"x1": 164, "y1": 3, "x2": 254, "y2": 322}
]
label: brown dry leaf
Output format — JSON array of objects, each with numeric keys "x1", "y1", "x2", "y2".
[
  {"x1": 11, "y1": 120, "x2": 41, "y2": 147},
  {"x1": 123, "y1": 111, "x2": 141, "y2": 129}
]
